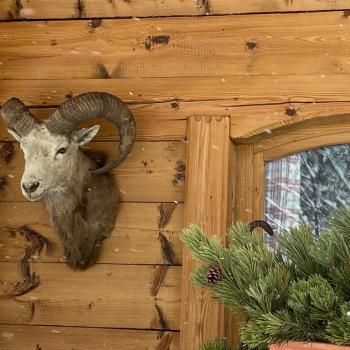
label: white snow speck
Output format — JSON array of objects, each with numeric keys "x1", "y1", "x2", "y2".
[
  {"x1": 19, "y1": 8, "x2": 36, "y2": 16},
  {"x1": 114, "y1": 248, "x2": 119, "y2": 253},
  {"x1": 265, "y1": 128, "x2": 272, "y2": 134},
  {"x1": 128, "y1": 91, "x2": 135, "y2": 96},
  {"x1": 156, "y1": 27, "x2": 162, "y2": 31},
  {"x1": 132, "y1": 17, "x2": 141, "y2": 21},
  {"x1": 91, "y1": 51, "x2": 101, "y2": 55},
  {"x1": 119, "y1": 189, "x2": 127, "y2": 194},
  {"x1": 347, "y1": 311, "x2": 350, "y2": 316},
  {"x1": 51, "y1": 329, "x2": 61, "y2": 333},
  {"x1": 2, "y1": 332, "x2": 14, "y2": 338},
  {"x1": 321, "y1": 75, "x2": 326, "y2": 78},
  {"x1": 8, "y1": 174, "x2": 15, "y2": 178},
  {"x1": 221, "y1": 78, "x2": 226, "y2": 82},
  {"x1": 130, "y1": 248, "x2": 144, "y2": 253},
  {"x1": 70, "y1": 50, "x2": 79, "y2": 55}
]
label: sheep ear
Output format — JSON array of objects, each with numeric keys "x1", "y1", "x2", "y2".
[
  {"x1": 74, "y1": 125, "x2": 100, "y2": 146},
  {"x1": 8, "y1": 128, "x2": 22, "y2": 143}
]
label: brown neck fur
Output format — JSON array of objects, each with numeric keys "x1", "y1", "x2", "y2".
[{"x1": 42, "y1": 150, "x2": 118, "y2": 269}]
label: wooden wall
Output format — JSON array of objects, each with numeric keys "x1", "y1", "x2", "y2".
[{"x1": 1, "y1": 1, "x2": 350, "y2": 349}]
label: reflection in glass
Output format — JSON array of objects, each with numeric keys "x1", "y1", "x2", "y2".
[{"x1": 265, "y1": 144, "x2": 350, "y2": 247}]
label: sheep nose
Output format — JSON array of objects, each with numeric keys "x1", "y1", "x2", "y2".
[{"x1": 22, "y1": 181, "x2": 40, "y2": 195}]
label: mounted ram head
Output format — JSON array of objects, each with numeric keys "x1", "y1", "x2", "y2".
[{"x1": 1, "y1": 92, "x2": 136, "y2": 269}]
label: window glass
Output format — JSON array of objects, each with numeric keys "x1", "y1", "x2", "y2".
[{"x1": 265, "y1": 144, "x2": 350, "y2": 247}]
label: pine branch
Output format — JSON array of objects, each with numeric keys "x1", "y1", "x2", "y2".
[{"x1": 201, "y1": 338, "x2": 230, "y2": 350}]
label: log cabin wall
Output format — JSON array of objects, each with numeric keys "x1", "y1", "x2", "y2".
[{"x1": 1, "y1": 1, "x2": 350, "y2": 349}]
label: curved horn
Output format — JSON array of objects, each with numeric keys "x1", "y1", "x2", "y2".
[
  {"x1": 1, "y1": 97, "x2": 38, "y2": 137},
  {"x1": 45, "y1": 92, "x2": 136, "y2": 175}
]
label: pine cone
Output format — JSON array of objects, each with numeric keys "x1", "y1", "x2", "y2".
[{"x1": 207, "y1": 266, "x2": 223, "y2": 284}]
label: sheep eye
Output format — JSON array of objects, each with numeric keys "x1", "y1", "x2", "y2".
[{"x1": 56, "y1": 148, "x2": 67, "y2": 155}]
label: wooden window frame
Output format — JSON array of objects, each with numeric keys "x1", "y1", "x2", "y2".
[{"x1": 180, "y1": 113, "x2": 350, "y2": 349}]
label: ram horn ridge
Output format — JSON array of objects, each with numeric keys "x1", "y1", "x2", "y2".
[
  {"x1": 45, "y1": 92, "x2": 136, "y2": 174},
  {"x1": 1, "y1": 97, "x2": 38, "y2": 136}
]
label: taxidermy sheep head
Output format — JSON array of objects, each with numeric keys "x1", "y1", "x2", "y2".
[{"x1": 0, "y1": 92, "x2": 136, "y2": 269}]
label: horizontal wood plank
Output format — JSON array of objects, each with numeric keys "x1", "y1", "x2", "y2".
[
  {"x1": 0, "y1": 141, "x2": 185, "y2": 202},
  {"x1": 4, "y1": 80, "x2": 350, "y2": 141},
  {"x1": 0, "y1": 202, "x2": 183, "y2": 264},
  {"x1": 0, "y1": 325, "x2": 179, "y2": 350},
  {"x1": 230, "y1": 101, "x2": 350, "y2": 141},
  {"x1": 0, "y1": 105, "x2": 186, "y2": 142},
  {"x1": 0, "y1": 263, "x2": 181, "y2": 330},
  {"x1": 1, "y1": 0, "x2": 350, "y2": 20},
  {"x1": 3, "y1": 76, "x2": 350, "y2": 107},
  {"x1": 1, "y1": 12, "x2": 350, "y2": 79}
]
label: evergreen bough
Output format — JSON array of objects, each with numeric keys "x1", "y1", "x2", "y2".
[{"x1": 180, "y1": 209, "x2": 350, "y2": 350}]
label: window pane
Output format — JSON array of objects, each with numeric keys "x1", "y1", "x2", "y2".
[{"x1": 264, "y1": 144, "x2": 350, "y2": 247}]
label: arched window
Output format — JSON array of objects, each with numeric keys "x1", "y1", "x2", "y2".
[{"x1": 234, "y1": 114, "x2": 350, "y2": 245}]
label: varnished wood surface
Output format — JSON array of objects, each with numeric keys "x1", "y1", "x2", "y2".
[
  {"x1": 181, "y1": 116, "x2": 233, "y2": 350},
  {"x1": 3, "y1": 75, "x2": 350, "y2": 108},
  {"x1": 1, "y1": 12, "x2": 350, "y2": 79},
  {"x1": 0, "y1": 325, "x2": 180, "y2": 350},
  {"x1": 0, "y1": 202, "x2": 183, "y2": 265},
  {"x1": 1, "y1": 0, "x2": 350, "y2": 20},
  {"x1": 0, "y1": 263, "x2": 181, "y2": 330}
]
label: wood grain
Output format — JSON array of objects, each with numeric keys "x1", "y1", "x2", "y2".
[
  {"x1": 3, "y1": 75, "x2": 350, "y2": 108},
  {"x1": 231, "y1": 102, "x2": 350, "y2": 140},
  {"x1": 0, "y1": 105, "x2": 186, "y2": 142},
  {"x1": 3, "y1": 101, "x2": 350, "y2": 144},
  {"x1": 0, "y1": 141, "x2": 186, "y2": 202},
  {"x1": 0, "y1": 263, "x2": 181, "y2": 330},
  {"x1": 181, "y1": 116, "x2": 233, "y2": 350},
  {"x1": 249, "y1": 115, "x2": 350, "y2": 160},
  {"x1": 0, "y1": 202, "x2": 183, "y2": 265},
  {"x1": 2, "y1": 12, "x2": 350, "y2": 79},
  {"x1": 234, "y1": 145, "x2": 254, "y2": 223},
  {"x1": 1, "y1": 0, "x2": 350, "y2": 20},
  {"x1": 0, "y1": 325, "x2": 180, "y2": 350}
]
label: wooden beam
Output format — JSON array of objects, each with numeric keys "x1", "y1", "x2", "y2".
[
  {"x1": 181, "y1": 115, "x2": 233, "y2": 349},
  {"x1": 2, "y1": 12, "x2": 350, "y2": 79},
  {"x1": 1, "y1": 0, "x2": 350, "y2": 20},
  {"x1": 0, "y1": 263, "x2": 181, "y2": 330},
  {"x1": 4, "y1": 75, "x2": 350, "y2": 108},
  {"x1": 0, "y1": 325, "x2": 179, "y2": 350}
]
